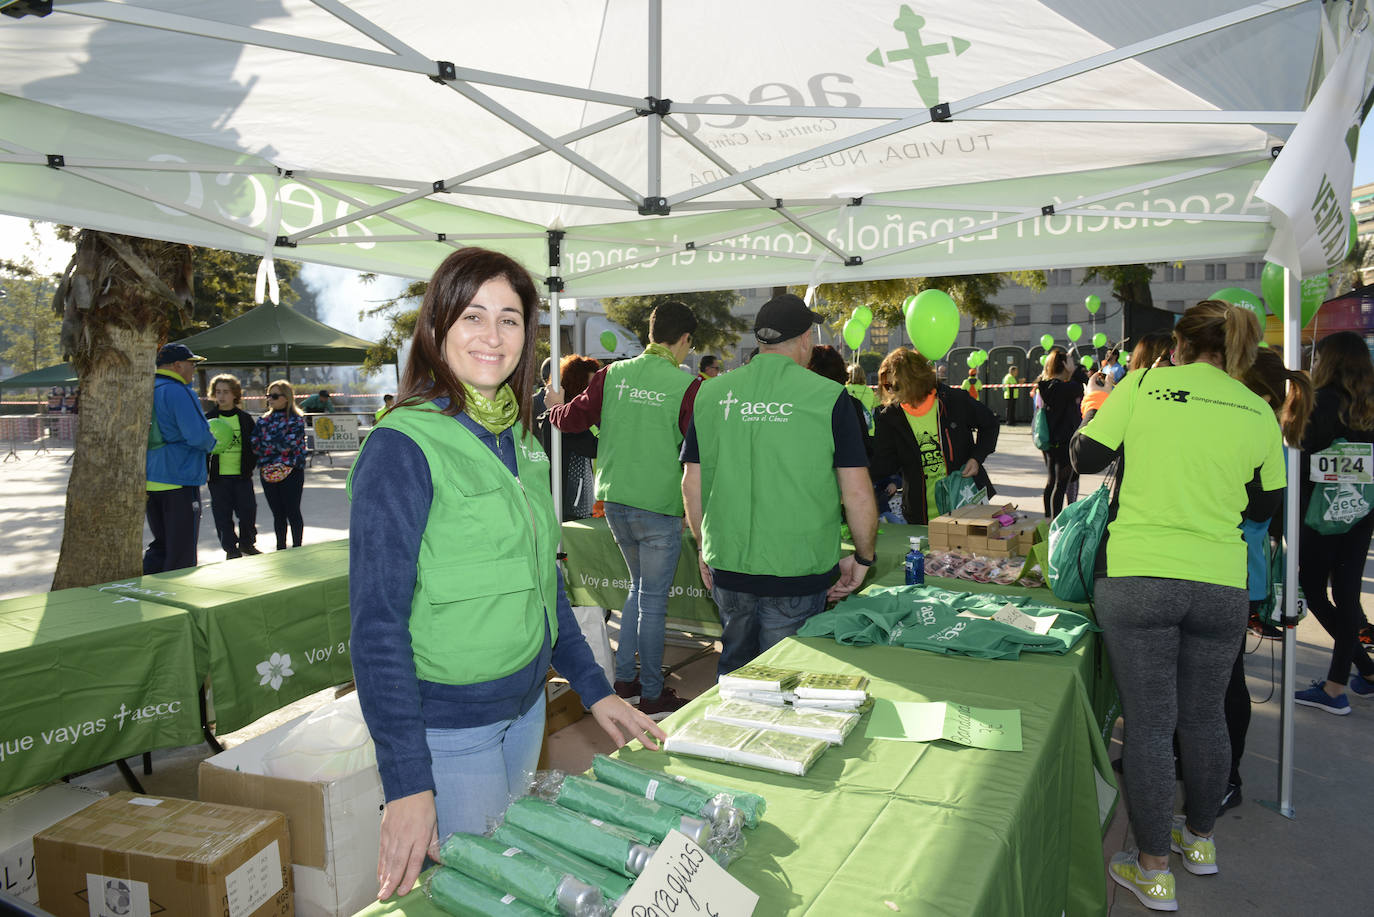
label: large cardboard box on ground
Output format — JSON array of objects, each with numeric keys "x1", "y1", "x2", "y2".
[
  {"x1": 199, "y1": 712, "x2": 384, "y2": 917},
  {"x1": 34, "y1": 792, "x2": 290, "y2": 917},
  {"x1": 927, "y1": 503, "x2": 1018, "y2": 554},
  {"x1": 0, "y1": 784, "x2": 106, "y2": 904}
]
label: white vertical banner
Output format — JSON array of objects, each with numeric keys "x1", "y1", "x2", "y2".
[{"x1": 1256, "y1": 30, "x2": 1374, "y2": 277}]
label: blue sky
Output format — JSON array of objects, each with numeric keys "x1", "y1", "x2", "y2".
[{"x1": 1357, "y1": 116, "x2": 1374, "y2": 187}]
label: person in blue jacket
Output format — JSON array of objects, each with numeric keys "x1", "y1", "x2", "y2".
[
  {"x1": 348, "y1": 247, "x2": 666, "y2": 901},
  {"x1": 144, "y1": 343, "x2": 220, "y2": 574}
]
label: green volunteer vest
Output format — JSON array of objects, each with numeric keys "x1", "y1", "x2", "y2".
[
  {"x1": 596, "y1": 351, "x2": 693, "y2": 516},
  {"x1": 693, "y1": 353, "x2": 842, "y2": 576},
  {"x1": 1002, "y1": 374, "x2": 1019, "y2": 399},
  {"x1": 347, "y1": 401, "x2": 559, "y2": 685}
]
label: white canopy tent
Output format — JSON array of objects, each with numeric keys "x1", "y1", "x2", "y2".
[{"x1": 1, "y1": 0, "x2": 1372, "y2": 815}]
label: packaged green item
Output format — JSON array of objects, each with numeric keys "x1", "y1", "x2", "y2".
[
  {"x1": 550, "y1": 774, "x2": 711, "y2": 847},
  {"x1": 438, "y1": 833, "x2": 602, "y2": 916},
  {"x1": 934, "y1": 470, "x2": 986, "y2": 515},
  {"x1": 717, "y1": 663, "x2": 802, "y2": 693},
  {"x1": 426, "y1": 866, "x2": 545, "y2": 917},
  {"x1": 703, "y1": 700, "x2": 860, "y2": 745},
  {"x1": 490, "y1": 822, "x2": 634, "y2": 905},
  {"x1": 794, "y1": 672, "x2": 869, "y2": 703},
  {"x1": 590, "y1": 755, "x2": 746, "y2": 829},
  {"x1": 664, "y1": 771, "x2": 767, "y2": 829},
  {"x1": 664, "y1": 717, "x2": 829, "y2": 776},
  {"x1": 503, "y1": 796, "x2": 656, "y2": 878}
]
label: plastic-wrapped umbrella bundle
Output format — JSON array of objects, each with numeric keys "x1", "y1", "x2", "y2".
[
  {"x1": 427, "y1": 866, "x2": 545, "y2": 917},
  {"x1": 503, "y1": 796, "x2": 657, "y2": 878},
  {"x1": 540, "y1": 773, "x2": 712, "y2": 847},
  {"x1": 490, "y1": 823, "x2": 635, "y2": 905},
  {"x1": 591, "y1": 755, "x2": 745, "y2": 832},
  {"x1": 438, "y1": 833, "x2": 605, "y2": 916},
  {"x1": 591, "y1": 754, "x2": 768, "y2": 828}
]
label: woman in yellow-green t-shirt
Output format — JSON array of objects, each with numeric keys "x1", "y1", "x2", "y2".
[{"x1": 1070, "y1": 300, "x2": 1284, "y2": 910}]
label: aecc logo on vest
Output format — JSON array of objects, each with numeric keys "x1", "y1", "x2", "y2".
[
  {"x1": 614, "y1": 378, "x2": 669, "y2": 407},
  {"x1": 720, "y1": 390, "x2": 795, "y2": 423}
]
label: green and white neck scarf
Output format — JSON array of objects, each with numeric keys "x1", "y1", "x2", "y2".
[{"x1": 462, "y1": 382, "x2": 518, "y2": 434}]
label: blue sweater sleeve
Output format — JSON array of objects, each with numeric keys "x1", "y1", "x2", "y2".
[
  {"x1": 348, "y1": 428, "x2": 437, "y2": 801},
  {"x1": 167, "y1": 382, "x2": 217, "y2": 452},
  {"x1": 550, "y1": 567, "x2": 613, "y2": 707}
]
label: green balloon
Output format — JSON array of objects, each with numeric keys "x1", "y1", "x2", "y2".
[
  {"x1": 905, "y1": 289, "x2": 960, "y2": 360},
  {"x1": 1080, "y1": 355, "x2": 1095, "y2": 369},
  {"x1": 1092, "y1": 332, "x2": 1107, "y2": 348},
  {"x1": 854, "y1": 305, "x2": 874, "y2": 327},
  {"x1": 901, "y1": 294, "x2": 919, "y2": 317},
  {"x1": 1085, "y1": 295, "x2": 1102, "y2": 315},
  {"x1": 1066, "y1": 323, "x2": 1083, "y2": 342},
  {"x1": 1039, "y1": 354, "x2": 1048, "y2": 366},
  {"x1": 966, "y1": 349, "x2": 987, "y2": 369},
  {"x1": 599, "y1": 330, "x2": 617, "y2": 351},
  {"x1": 843, "y1": 318, "x2": 866, "y2": 350},
  {"x1": 975, "y1": 349, "x2": 988, "y2": 367},
  {"x1": 1210, "y1": 286, "x2": 1266, "y2": 331},
  {"x1": 1040, "y1": 333, "x2": 1054, "y2": 350},
  {"x1": 1300, "y1": 273, "x2": 1329, "y2": 328},
  {"x1": 1260, "y1": 262, "x2": 1285, "y2": 314},
  {"x1": 1350, "y1": 212, "x2": 1359, "y2": 260}
]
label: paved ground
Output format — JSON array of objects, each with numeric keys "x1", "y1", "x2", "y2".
[{"x1": 1, "y1": 427, "x2": 1370, "y2": 915}]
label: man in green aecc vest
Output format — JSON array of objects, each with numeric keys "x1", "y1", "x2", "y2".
[
  {"x1": 547, "y1": 301, "x2": 701, "y2": 718},
  {"x1": 681, "y1": 293, "x2": 878, "y2": 677}
]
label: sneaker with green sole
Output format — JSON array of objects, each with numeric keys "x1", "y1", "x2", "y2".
[
  {"x1": 1170, "y1": 815, "x2": 1218, "y2": 875},
  {"x1": 1109, "y1": 850, "x2": 1178, "y2": 912}
]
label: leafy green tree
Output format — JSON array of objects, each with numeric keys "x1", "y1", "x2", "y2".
[
  {"x1": 603, "y1": 290, "x2": 750, "y2": 353},
  {"x1": 1080, "y1": 264, "x2": 1171, "y2": 343},
  {"x1": 358, "y1": 277, "x2": 426, "y2": 375},
  {"x1": 0, "y1": 269, "x2": 61, "y2": 374}
]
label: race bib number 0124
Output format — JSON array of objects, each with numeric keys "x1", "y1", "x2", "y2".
[{"x1": 1310, "y1": 442, "x2": 1373, "y2": 485}]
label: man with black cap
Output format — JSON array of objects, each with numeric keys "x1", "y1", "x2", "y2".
[
  {"x1": 681, "y1": 293, "x2": 877, "y2": 677},
  {"x1": 145, "y1": 343, "x2": 220, "y2": 574},
  {"x1": 545, "y1": 301, "x2": 702, "y2": 717}
]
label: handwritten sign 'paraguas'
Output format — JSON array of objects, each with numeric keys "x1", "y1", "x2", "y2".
[{"x1": 613, "y1": 830, "x2": 758, "y2": 917}]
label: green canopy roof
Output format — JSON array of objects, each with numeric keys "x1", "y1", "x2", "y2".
[
  {"x1": 173, "y1": 302, "x2": 378, "y2": 367},
  {"x1": 0, "y1": 362, "x2": 77, "y2": 390}
]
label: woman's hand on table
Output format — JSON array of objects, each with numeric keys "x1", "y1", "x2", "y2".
[
  {"x1": 590, "y1": 695, "x2": 669, "y2": 750},
  {"x1": 376, "y1": 790, "x2": 439, "y2": 901}
]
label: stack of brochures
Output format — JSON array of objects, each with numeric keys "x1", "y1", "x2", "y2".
[
  {"x1": 717, "y1": 664, "x2": 871, "y2": 712},
  {"x1": 703, "y1": 700, "x2": 860, "y2": 745},
  {"x1": 663, "y1": 718, "x2": 829, "y2": 776}
]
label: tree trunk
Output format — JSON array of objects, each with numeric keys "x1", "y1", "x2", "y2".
[
  {"x1": 50, "y1": 230, "x2": 192, "y2": 591},
  {"x1": 52, "y1": 324, "x2": 161, "y2": 589}
]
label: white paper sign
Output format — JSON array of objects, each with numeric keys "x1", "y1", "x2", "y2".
[
  {"x1": 311, "y1": 414, "x2": 359, "y2": 451},
  {"x1": 85, "y1": 874, "x2": 150, "y2": 917},
  {"x1": 224, "y1": 840, "x2": 282, "y2": 917},
  {"x1": 613, "y1": 830, "x2": 758, "y2": 917},
  {"x1": 958, "y1": 603, "x2": 1056, "y2": 635}
]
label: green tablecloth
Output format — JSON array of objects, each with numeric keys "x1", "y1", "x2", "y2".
[
  {"x1": 561, "y1": 520, "x2": 1118, "y2": 737},
  {"x1": 0, "y1": 589, "x2": 203, "y2": 796},
  {"x1": 353, "y1": 636, "x2": 1116, "y2": 917},
  {"x1": 95, "y1": 541, "x2": 353, "y2": 733}
]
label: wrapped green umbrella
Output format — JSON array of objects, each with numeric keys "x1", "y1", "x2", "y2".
[
  {"x1": 549, "y1": 775, "x2": 711, "y2": 847},
  {"x1": 491, "y1": 823, "x2": 634, "y2": 904},
  {"x1": 427, "y1": 866, "x2": 545, "y2": 917},
  {"x1": 590, "y1": 755, "x2": 741, "y2": 828},
  {"x1": 503, "y1": 797, "x2": 657, "y2": 877},
  {"x1": 592, "y1": 755, "x2": 767, "y2": 828},
  {"x1": 438, "y1": 833, "x2": 602, "y2": 916}
]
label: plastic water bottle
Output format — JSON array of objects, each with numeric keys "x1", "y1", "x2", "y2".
[{"x1": 904, "y1": 536, "x2": 925, "y2": 586}]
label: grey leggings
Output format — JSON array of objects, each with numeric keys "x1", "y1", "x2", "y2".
[{"x1": 1096, "y1": 576, "x2": 1248, "y2": 856}]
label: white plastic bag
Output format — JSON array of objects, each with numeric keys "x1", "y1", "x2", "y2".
[{"x1": 261, "y1": 691, "x2": 377, "y2": 781}]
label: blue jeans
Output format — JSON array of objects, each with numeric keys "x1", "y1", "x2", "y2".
[
  {"x1": 426, "y1": 698, "x2": 545, "y2": 841},
  {"x1": 603, "y1": 502, "x2": 684, "y2": 701},
  {"x1": 710, "y1": 585, "x2": 827, "y2": 678}
]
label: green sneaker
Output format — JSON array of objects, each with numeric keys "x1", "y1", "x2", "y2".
[
  {"x1": 1170, "y1": 815, "x2": 1218, "y2": 875},
  {"x1": 1109, "y1": 850, "x2": 1178, "y2": 912}
]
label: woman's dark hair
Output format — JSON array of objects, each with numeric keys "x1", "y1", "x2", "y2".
[
  {"x1": 559, "y1": 354, "x2": 601, "y2": 400},
  {"x1": 1243, "y1": 348, "x2": 1314, "y2": 447},
  {"x1": 1174, "y1": 299, "x2": 1260, "y2": 379},
  {"x1": 806, "y1": 345, "x2": 848, "y2": 384},
  {"x1": 1129, "y1": 331, "x2": 1173, "y2": 372},
  {"x1": 1311, "y1": 330, "x2": 1374, "y2": 431},
  {"x1": 393, "y1": 247, "x2": 541, "y2": 430}
]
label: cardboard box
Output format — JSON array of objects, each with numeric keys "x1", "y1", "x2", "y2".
[
  {"x1": 927, "y1": 504, "x2": 1020, "y2": 554},
  {"x1": 0, "y1": 784, "x2": 106, "y2": 903},
  {"x1": 545, "y1": 678, "x2": 585, "y2": 735},
  {"x1": 199, "y1": 712, "x2": 384, "y2": 917},
  {"x1": 34, "y1": 792, "x2": 290, "y2": 917}
]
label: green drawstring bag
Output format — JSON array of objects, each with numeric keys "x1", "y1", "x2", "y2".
[
  {"x1": 1303, "y1": 440, "x2": 1373, "y2": 535},
  {"x1": 934, "y1": 471, "x2": 986, "y2": 516},
  {"x1": 1031, "y1": 407, "x2": 1052, "y2": 451},
  {"x1": 1047, "y1": 483, "x2": 1111, "y2": 603}
]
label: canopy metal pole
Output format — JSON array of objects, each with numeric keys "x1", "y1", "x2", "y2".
[
  {"x1": 548, "y1": 235, "x2": 564, "y2": 523},
  {"x1": 647, "y1": 0, "x2": 662, "y2": 202},
  {"x1": 1276, "y1": 266, "x2": 1301, "y2": 819}
]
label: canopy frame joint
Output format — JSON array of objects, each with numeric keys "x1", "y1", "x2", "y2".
[
  {"x1": 45, "y1": 154, "x2": 64, "y2": 169},
  {"x1": 637, "y1": 97, "x2": 672, "y2": 117},
  {"x1": 930, "y1": 102, "x2": 952, "y2": 122},
  {"x1": 638, "y1": 196, "x2": 670, "y2": 215},
  {"x1": 432, "y1": 61, "x2": 456, "y2": 84},
  {"x1": 274, "y1": 236, "x2": 297, "y2": 248}
]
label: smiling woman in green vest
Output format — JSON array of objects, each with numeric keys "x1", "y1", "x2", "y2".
[{"x1": 347, "y1": 248, "x2": 665, "y2": 902}]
